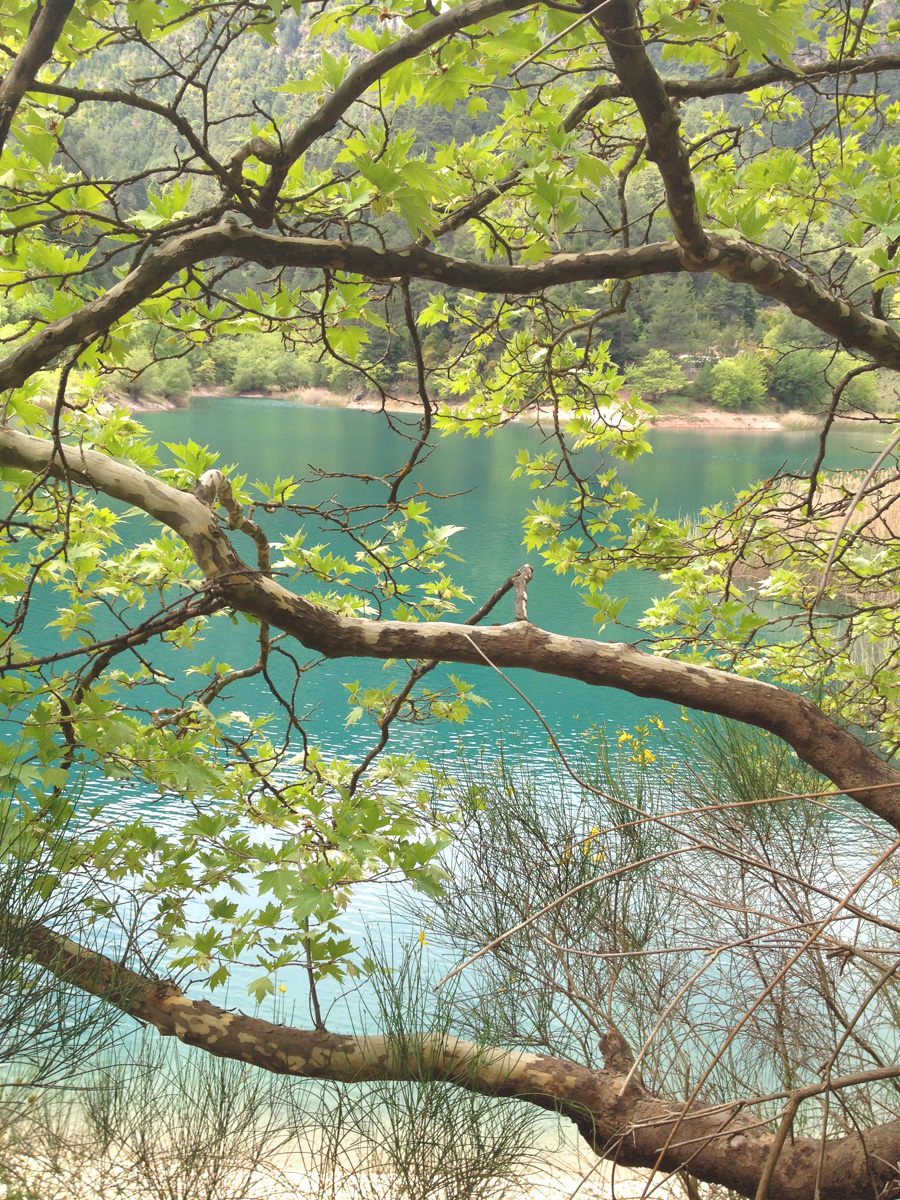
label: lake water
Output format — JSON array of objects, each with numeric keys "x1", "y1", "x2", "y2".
[
  {"x1": 46, "y1": 399, "x2": 892, "y2": 1023},
  {"x1": 129, "y1": 398, "x2": 884, "y2": 753}
]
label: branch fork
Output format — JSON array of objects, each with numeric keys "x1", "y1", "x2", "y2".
[
  {"x1": 512, "y1": 564, "x2": 533, "y2": 621},
  {"x1": 194, "y1": 468, "x2": 271, "y2": 575}
]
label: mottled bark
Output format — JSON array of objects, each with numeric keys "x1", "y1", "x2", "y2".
[
  {"x1": 3, "y1": 425, "x2": 900, "y2": 833},
  {"x1": 221, "y1": 580, "x2": 900, "y2": 832},
  {"x1": 9, "y1": 916, "x2": 900, "y2": 1200}
]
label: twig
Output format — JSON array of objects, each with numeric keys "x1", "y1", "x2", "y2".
[
  {"x1": 813, "y1": 428, "x2": 900, "y2": 607},
  {"x1": 511, "y1": 0, "x2": 618, "y2": 75}
]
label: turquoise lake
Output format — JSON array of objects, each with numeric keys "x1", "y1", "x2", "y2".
[
  {"x1": 127, "y1": 397, "x2": 885, "y2": 756},
  {"x1": 54, "y1": 398, "x2": 890, "y2": 1023}
]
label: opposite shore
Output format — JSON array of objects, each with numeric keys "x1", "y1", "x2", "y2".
[{"x1": 118, "y1": 384, "x2": 831, "y2": 432}]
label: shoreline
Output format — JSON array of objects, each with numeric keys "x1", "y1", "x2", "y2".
[{"x1": 121, "y1": 385, "x2": 826, "y2": 433}]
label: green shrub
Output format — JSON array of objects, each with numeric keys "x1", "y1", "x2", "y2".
[{"x1": 710, "y1": 352, "x2": 768, "y2": 409}]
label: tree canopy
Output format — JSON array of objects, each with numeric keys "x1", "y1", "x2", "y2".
[{"x1": 4, "y1": 1, "x2": 900, "y2": 1197}]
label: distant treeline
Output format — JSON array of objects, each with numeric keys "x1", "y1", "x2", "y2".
[
  {"x1": 73, "y1": 273, "x2": 876, "y2": 414},
  {"x1": 13, "y1": 9, "x2": 889, "y2": 415}
]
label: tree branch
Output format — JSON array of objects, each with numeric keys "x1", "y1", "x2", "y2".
[
  {"x1": 433, "y1": 47, "x2": 900, "y2": 245},
  {"x1": 0, "y1": 0, "x2": 75, "y2": 153},
  {"x1": 3, "y1": 218, "x2": 900, "y2": 397},
  {"x1": 29, "y1": 79, "x2": 239, "y2": 195},
  {"x1": 252, "y1": 0, "x2": 533, "y2": 225},
  {"x1": 571, "y1": 51, "x2": 900, "y2": 107},
  {"x1": 593, "y1": 0, "x2": 709, "y2": 261},
  {"x1": 0, "y1": 224, "x2": 683, "y2": 394},
  {"x1": 10, "y1": 914, "x2": 900, "y2": 1200},
  {"x1": 3, "y1": 426, "x2": 900, "y2": 834}
]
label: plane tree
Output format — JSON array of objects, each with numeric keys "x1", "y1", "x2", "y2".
[{"x1": 4, "y1": 1, "x2": 900, "y2": 1196}]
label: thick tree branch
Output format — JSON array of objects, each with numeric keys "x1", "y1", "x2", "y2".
[
  {"x1": 31, "y1": 49, "x2": 900, "y2": 246},
  {"x1": 0, "y1": 0, "x2": 75, "y2": 153},
  {"x1": 594, "y1": 0, "x2": 709, "y2": 261},
  {"x1": 435, "y1": 47, "x2": 900, "y2": 243},
  {"x1": 0, "y1": 225, "x2": 682, "y2": 393},
  {"x1": 10, "y1": 915, "x2": 900, "y2": 1200},
  {"x1": 703, "y1": 232, "x2": 900, "y2": 359},
  {"x1": 2, "y1": 220, "x2": 900, "y2": 397},
  {"x1": 3, "y1": 426, "x2": 900, "y2": 833},
  {"x1": 222, "y1": 581, "x2": 900, "y2": 833},
  {"x1": 572, "y1": 52, "x2": 900, "y2": 107},
  {"x1": 6, "y1": 12, "x2": 900, "y2": 1199}
]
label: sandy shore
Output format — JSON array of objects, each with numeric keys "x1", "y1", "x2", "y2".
[
  {"x1": 22, "y1": 1155, "x2": 689, "y2": 1200},
  {"x1": 120, "y1": 385, "x2": 801, "y2": 433},
  {"x1": 649, "y1": 407, "x2": 784, "y2": 431},
  {"x1": 264, "y1": 1166, "x2": 687, "y2": 1200}
]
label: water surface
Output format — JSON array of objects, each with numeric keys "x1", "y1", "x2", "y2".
[
  {"x1": 130, "y1": 400, "x2": 884, "y2": 758},
  {"x1": 59, "y1": 400, "x2": 891, "y2": 1016}
]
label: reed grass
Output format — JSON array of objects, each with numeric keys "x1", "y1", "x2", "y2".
[{"x1": 781, "y1": 468, "x2": 900, "y2": 539}]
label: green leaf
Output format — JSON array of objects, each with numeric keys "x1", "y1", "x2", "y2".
[
  {"x1": 247, "y1": 975, "x2": 275, "y2": 1004},
  {"x1": 320, "y1": 49, "x2": 348, "y2": 89},
  {"x1": 126, "y1": 0, "x2": 158, "y2": 37},
  {"x1": 718, "y1": 1, "x2": 800, "y2": 64},
  {"x1": 393, "y1": 188, "x2": 438, "y2": 238}
]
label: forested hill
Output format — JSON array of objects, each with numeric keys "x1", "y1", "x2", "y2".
[{"x1": 7, "y1": 5, "x2": 895, "y2": 416}]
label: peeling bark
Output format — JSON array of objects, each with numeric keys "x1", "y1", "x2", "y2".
[
  {"x1": 3, "y1": 425, "x2": 900, "y2": 833},
  {"x1": 9, "y1": 916, "x2": 900, "y2": 1200}
]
